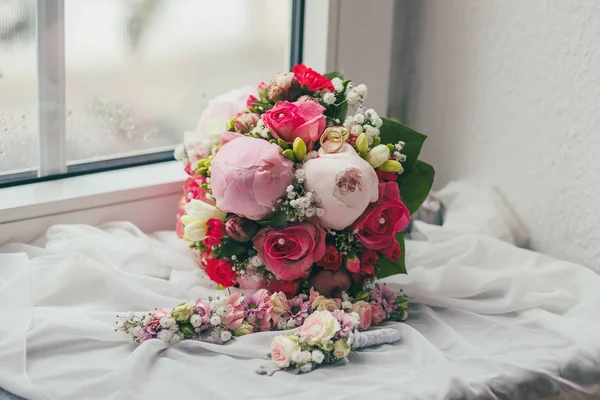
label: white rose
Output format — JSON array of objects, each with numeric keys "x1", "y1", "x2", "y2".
[
  {"x1": 270, "y1": 335, "x2": 300, "y2": 368},
  {"x1": 220, "y1": 331, "x2": 232, "y2": 342},
  {"x1": 298, "y1": 311, "x2": 341, "y2": 350},
  {"x1": 209, "y1": 315, "x2": 222, "y2": 326},
  {"x1": 366, "y1": 144, "x2": 391, "y2": 168},
  {"x1": 180, "y1": 199, "x2": 226, "y2": 242},
  {"x1": 333, "y1": 339, "x2": 350, "y2": 359}
]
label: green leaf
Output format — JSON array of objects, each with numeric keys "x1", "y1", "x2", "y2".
[
  {"x1": 213, "y1": 239, "x2": 248, "y2": 259},
  {"x1": 399, "y1": 160, "x2": 435, "y2": 214},
  {"x1": 323, "y1": 70, "x2": 344, "y2": 80},
  {"x1": 179, "y1": 323, "x2": 196, "y2": 338},
  {"x1": 379, "y1": 117, "x2": 427, "y2": 178},
  {"x1": 376, "y1": 233, "x2": 407, "y2": 278},
  {"x1": 256, "y1": 212, "x2": 287, "y2": 229}
]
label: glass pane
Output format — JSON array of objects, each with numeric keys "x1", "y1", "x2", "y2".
[
  {"x1": 64, "y1": 0, "x2": 292, "y2": 164},
  {"x1": 0, "y1": 0, "x2": 38, "y2": 176}
]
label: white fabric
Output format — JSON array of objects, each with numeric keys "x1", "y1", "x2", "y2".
[{"x1": 1, "y1": 181, "x2": 600, "y2": 399}]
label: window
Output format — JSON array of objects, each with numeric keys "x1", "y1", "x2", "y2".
[{"x1": 0, "y1": 0, "x2": 300, "y2": 187}]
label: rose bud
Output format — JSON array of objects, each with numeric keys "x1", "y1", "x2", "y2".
[
  {"x1": 234, "y1": 113, "x2": 259, "y2": 134},
  {"x1": 267, "y1": 72, "x2": 301, "y2": 102},
  {"x1": 225, "y1": 216, "x2": 259, "y2": 242}
]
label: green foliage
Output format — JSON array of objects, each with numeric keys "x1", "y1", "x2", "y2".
[
  {"x1": 399, "y1": 160, "x2": 435, "y2": 215},
  {"x1": 379, "y1": 118, "x2": 427, "y2": 179},
  {"x1": 213, "y1": 239, "x2": 248, "y2": 259},
  {"x1": 257, "y1": 212, "x2": 287, "y2": 229},
  {"x1": 323, "y1": 70, "x2": 344, "y2": 80},
  {"x1": 376, "y1": 233, "x2": 407, "y2": 278}
]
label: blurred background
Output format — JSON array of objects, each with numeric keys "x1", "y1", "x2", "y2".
[{"x1": 0, "y1": 0, "x2": 291, "y2": 173}]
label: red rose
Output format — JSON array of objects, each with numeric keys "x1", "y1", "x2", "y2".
[
  {"x1": 203, "y1": 219, "x2": 227, "y2": 247},
  {"x1": 350, "y1": 249, "x2": 377, "y2": 283},
  {"x1": 292, "y1": 64, "x2": 335, "y2": 93},
  {"x1": 204, "y1": 257, "x2": 236, "y2": 287},
  {"x1": 376, "y1": 169, "x2": 398, "y2": 182},
  {"x1": 351, "y1": 182, "x2": 410, "y2": 251},
  {"x1": 262, "y1": 101, "x2": 326, "y2": 150},
  {"x1": 268, "y1": 279, "x2": 300, "y2": 298},
  {"x1": 380, "y1": 239, "x2": 401, "y2": 262},
  {"x1": 316, "y1": 245, "x2": 342, "y2": 271}
]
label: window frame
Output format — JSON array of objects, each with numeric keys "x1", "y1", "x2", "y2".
[
  {"x1": 0, "y1": 0, "x2": 397, "y2": 245},
  {"x1": 0, "y1": 0, "x2": 306, "y2": 188}
]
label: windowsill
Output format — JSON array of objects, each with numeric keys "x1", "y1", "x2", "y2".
[{"x1": 0, "y1": 161, "x2": 186, "y2": 225}]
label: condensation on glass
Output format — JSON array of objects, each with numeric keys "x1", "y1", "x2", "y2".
[
  {"x1": 0, "y1": 0, "x2": 37, "y2": 175},
  {"x1": 64, "y1": 0, "x2": 292, "y2": 164}
]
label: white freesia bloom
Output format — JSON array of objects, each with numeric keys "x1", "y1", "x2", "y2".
[
  {"x1": 180, "y1": 199, "x2": 226, "y2": 242},
  {"x1": 366, "y1": 144, "x2": 391, "y2": 168}
]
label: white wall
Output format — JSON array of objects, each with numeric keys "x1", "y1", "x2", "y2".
[{"x1": 391, "y1": 0, "x2": 600, "y2": 270}]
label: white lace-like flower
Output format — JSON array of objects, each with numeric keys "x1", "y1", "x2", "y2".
[
  {"x1": 220, "y1": 331, "x2": 232, "y2": 342},
  {"x1": 311, "y1": 350, "x2": 325, "y2": 364},
  {"x1": 331, "y1": 77, "x2": 344, "y2": 93},
  {"x1": 300, "y1": 364, "x2": 314, "y2": 373},
  {"x1": 322, "y1": 92, "x2": 336, "y2": 105},
  {"x1": 157, "y1": 329, "x2": 174, "y2": 343},
  {"x1": 190, "y1": 314, "x2": 202, "y2": 328},
  {"x1": 210, "y1": 315, "x2": 222, "y2": 326},
  {"x1": 159, "y1": 317, "x2": 176, "y2": 329}
]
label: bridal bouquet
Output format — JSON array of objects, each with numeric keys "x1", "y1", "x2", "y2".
[
  {"x1": 118, "y1": 65, "x2": 434, "y2": 373},
  {"x1": 174, "y1": 64, "x2": 434, "y2": 296}
]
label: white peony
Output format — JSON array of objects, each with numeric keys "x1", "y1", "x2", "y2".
[
  {"x1": 180, "y1": 199, "x2": 226, "y2": 242},
  {"x1": 303, "y1": 143, "x2": 379, "y2": 230}
]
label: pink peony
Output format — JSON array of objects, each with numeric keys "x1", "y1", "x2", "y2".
[
  {"x1": 253, "y1": 220, "x2": 326, "y2": 281},
  {"x1": 210, "y1": 136, "x2": 295, "y2": 220},
  {"x1": 351, "y1": 181, "x2": 410, "y2": 252},
  {"x1": 303, "y1": 143, "x2": 379, "y2": 229},
  {"x1": 262, "y1": 101, "x2": 326, "y2": 150},
  {"x1": 221, "y1": 293, "x2": 245, "y2": 330}
]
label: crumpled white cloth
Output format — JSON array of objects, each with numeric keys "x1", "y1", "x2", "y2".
[{"x1": 1, "y1": 181, "x2": 600, "y2": 400}]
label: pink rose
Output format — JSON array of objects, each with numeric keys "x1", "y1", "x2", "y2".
[
  {"x1": 253, "y1": 220, "x2": 326, "y2": 281},
  {"x1": 303, "y1": 143, "x2": 379, "y2": 229},
  {"x1": 236, "y1": 269, "x2": 267, "y2": 290},
  {"x1": 262, "y1": 101, "x2": 326, "y2": 150},
  {"x1": 351, "y1": 181, "x2": 410, "y2": 251},
  {"x1": 310, "y1": 269, "x2": 352, "y2": 299},
  {"x1": 351, "y1": 301, "x2": 373, "y2": 330},
  {"x1": 221, "y1": 293, "x2": 245, "y2": 330},
  {"x1": 210, "y1": 136, "x2": 295, "y2": 220},
  {"x1": 370, "y1": 301, "x2": 385, "y2": 325}
]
